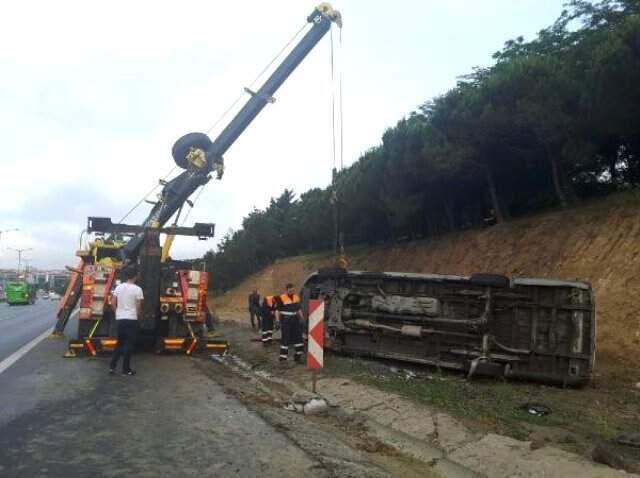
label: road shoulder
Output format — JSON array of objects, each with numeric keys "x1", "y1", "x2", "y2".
[{"x1": 215, "y1": 317, "x2": 639, "y2": 478}]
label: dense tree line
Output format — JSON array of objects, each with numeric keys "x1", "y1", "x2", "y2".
[{"x1": 205, "y1": 0, "x2": 640, "y2": 291}]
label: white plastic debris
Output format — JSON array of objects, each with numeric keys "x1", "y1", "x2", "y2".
[
  {"x1": 303, "y1": 398, "x2": 328, "y2": 415},
  {"x1": 284, "y1": 403, "x2": 304, "y2": 413},
  {"x1": 284, "y1": 392, "x2": 328, "y2": 415}
]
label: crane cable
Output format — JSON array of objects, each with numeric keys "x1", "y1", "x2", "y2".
[
  {"x1": 330, "y1": 26, "x2": 347, "y2": 269},
  {"x1": 118, "y1": 22, "x2": 310, "y2": 226},
  {"x1": 205, "y1": 22, "x2": 309, "y2": 135},
  {"x1": 330, "y1": 27, "x2": 337, "y2": 172},
  {"x1": 179, "y1": 184, "x2": 206, "y2": 227},
  {"x1": 118, "y1": 20, "x2": 327, "y2": 233},
  {"x1": 160, "y1": 184, "x2": 205, "y2": 262},
  {"x1": 339, "y1": 27, "x2": 344, "y2": 171},
  {"x1": 334, "y1": 27, "x2": 344, "y2": 170},
  {"x1": 117, "y1": 165, "x2": 178, "y2": 224}
]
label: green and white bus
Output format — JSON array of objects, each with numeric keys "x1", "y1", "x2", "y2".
[{"x1": 6, "y1": 281, "x2": 36, "y2": 305}]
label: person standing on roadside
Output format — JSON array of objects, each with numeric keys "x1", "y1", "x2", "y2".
[
  {"x1": 276, "y1": 283, "x2": 304, "y2": 364},
  {"x1": 248, "y1": 287, "x2": 261, "y2": 331},
  {"x1": 260, "y1": 295, "x2": 276, "y2": 347},
  {"x1": 109, "y1": 267, "x2": 144, "y2": 376}
]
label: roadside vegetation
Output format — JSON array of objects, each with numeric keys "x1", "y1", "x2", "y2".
[
  {"x1": 204, "y1": 0, "x2": 640, "y2": 291},
  {"x1": 325, "y1": 354, "x2": 640, "y2": 462}
]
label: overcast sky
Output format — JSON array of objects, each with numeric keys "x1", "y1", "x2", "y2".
[{"x1": 0, "y1": 0, "x2": 564, "y2": 270}]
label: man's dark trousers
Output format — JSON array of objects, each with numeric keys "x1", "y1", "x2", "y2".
[
  {"x1": 110, "y1": 319, "x2": 139, "y2": 372},
  {"x1": 279, "y1": 315, "x2": 304, "y2": 362},
  {"x1": 250, "y1": 307, "x2": 261, "y2": 330}
]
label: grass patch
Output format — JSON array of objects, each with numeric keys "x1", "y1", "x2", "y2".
[{"x1": 323, "y1": 354, "x2": 638, "y2": 449}]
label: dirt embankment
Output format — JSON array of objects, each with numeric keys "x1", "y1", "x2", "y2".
[{"x1": 213, "y1": 192, "x2": 640, "y2": 367}]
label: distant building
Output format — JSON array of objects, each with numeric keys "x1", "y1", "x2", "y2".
[
  {"x1": 49, "y1": 271, "x2": 71, "y2": 291},
  {"x1": 0, "y1": 268, "x2": 70, "y2": 292},
  {"x1": 0, "y1": 270, "x2": 19, "y2": 288}
]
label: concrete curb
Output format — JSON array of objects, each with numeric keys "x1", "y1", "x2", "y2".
[{"x1": 212, "y1": 353, "x2": 482, "y2": 477}]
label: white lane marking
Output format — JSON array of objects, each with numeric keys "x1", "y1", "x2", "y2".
[{"x1": 0, "y1": 327, "x2": 53, "y2": 375}]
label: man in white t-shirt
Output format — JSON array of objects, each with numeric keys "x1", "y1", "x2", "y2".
[{"x1": 109, "y1": 267, "x2": 144, "y2": 376}]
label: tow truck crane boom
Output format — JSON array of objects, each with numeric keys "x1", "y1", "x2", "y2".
[
  {"x1": 53, "y1": 4, "x2": 342, "y2": 344},
  {"x1": 122, "y1": 3, "x2": 342, "y2": 260}
]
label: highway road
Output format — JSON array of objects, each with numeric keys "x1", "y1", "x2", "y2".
[
  {"x1": 0, "y1": 301, "x2": 334, "y2": 477},
  {"x1": 0, "y1": 300, "x2": 57, "y2": 362}
]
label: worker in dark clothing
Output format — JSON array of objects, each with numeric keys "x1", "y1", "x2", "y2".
[
  {"x1": 248, "y1": 288, "x2": 261, "y2": 330},
  {"x1": 276, "y1": 283, "x2": 304, "y2": 364},
  {"x1": 260, "y1": 295, "x2": 276, "y2": 347},
  {"x1": 483, "y1": 208, "x2": 497, "y2": 227},
  {"x1": 204, "y1": 304, "x2": 216, "y2": 336}
]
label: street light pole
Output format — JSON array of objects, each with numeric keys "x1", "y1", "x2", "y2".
[{"x1": 8, "y1": 247, "x2": 33, "y2": 276}]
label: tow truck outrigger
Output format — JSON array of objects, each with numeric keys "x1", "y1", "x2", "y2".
[{"x1": 52, "y1": 3, "x2": 343, "y2": 357}]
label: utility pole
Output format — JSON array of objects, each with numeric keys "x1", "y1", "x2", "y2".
[
  {"x1": 8, "y1": 247, "x2": 33, "y2": 276},
  {"x1": 23, "y1": 257, "x2": 38, "y2": 285}
]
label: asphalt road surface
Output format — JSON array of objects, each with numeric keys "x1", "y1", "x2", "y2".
[
  {"x1": 0, "y1": 303, "x2": 329, "y2": 478},
  {"x1": 0, "y1": 300, "x2": 57, "y2": 362}
]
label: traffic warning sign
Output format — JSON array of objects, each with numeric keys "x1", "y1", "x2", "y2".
[{"x1": 307, "y1": 299, "x2": 324, "y2": 369}]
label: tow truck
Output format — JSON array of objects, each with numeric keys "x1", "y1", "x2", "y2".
[{"x1": 52, "y1": 3, "x2": 343, "y2": 357}]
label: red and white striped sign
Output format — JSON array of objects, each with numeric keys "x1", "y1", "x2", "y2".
[{"x1": 307, "y1": 299, "x2": 324, "y2": 369}]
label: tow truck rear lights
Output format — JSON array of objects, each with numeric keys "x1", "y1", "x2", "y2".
[{"x1": 164, "y1": 338, "x2": 185, "y2": 346}]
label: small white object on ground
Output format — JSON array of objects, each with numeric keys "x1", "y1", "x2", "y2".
[
  {"x1": 303, "y1": 398, "x2": 328, "y2": 415},
  {"x1": 284, "y1": 392, "x2": 328, "y2": 415}
]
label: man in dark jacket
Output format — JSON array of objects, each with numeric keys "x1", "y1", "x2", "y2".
[
  {"x1": 260, "y1": 295, "x2": 276, "y2": 347},
  {"x1": 275, "y1": 283, "x2": 304, "y2": 364},
  {"x1": 248, "y1": 288, "x2": 261, "y2": 330}
]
